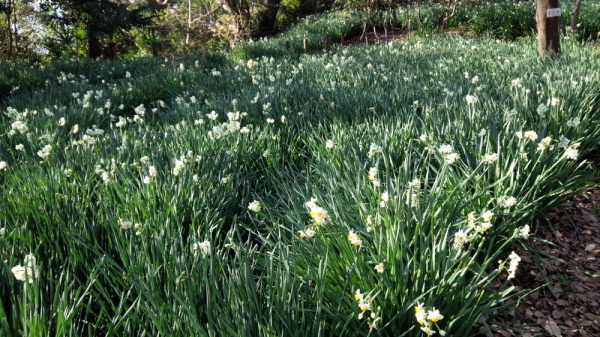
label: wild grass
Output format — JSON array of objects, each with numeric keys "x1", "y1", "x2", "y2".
[{"x1": 0, "y1": 33, "x2": 599, "y2": 336}]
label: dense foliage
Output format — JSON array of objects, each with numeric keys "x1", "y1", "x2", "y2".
[{"x1": 1, "y1": 25, "x2": 599, "y2": 335}]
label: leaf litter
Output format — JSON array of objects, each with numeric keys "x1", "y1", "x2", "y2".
[{"x1": 486, "y1": 187, "x2": 600, "y2": 337}]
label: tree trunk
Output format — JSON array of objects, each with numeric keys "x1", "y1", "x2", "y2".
[
  {"x1": 6, "y1": 0, "x2": 13, "y2": 59},
  {"x1": 87, "y1": 33, "x2": 103, "y2": 58},
  {"x1": 536, "y1": 0, "x2": 561, "y2": 60},
  {"x1": 185, "y1": 0, "x2": 192, "y2": 46},
  {"x1": 570, "y1": 0, "x2": 583, "y2": 32},
  {"x1": 11, "y1": 0, "x2": 18, "y2": 56},
  {"x1": 254, "y1": 0, "x2": 281, "y2": 37}
]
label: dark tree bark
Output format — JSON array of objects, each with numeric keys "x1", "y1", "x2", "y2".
[
  {"x1": 5, "y1": 0, "x2": 13, "y2": 59},
  {"x1": 87, "y1": 34, "x2": 103, "y2": 59},
  {"x1": 536, "y1": 0, "x2": 561, "y2": 59},
  {"x1": 254, "y1": 0, "x2": 281, "y2": 38},
  {"x1": 103, "y1": 42, "x2": 116, "y2": 59},
  {"x1": 570, "y1": 0, "x2": 583, "y2": 32}
]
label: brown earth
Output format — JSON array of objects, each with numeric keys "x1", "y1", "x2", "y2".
[
  {"x1": 485, "y1": 185, "x2": 600, "y2": 337},
  {"x1": 483, "y1": 150, "x2": 600, "y2": 337}
]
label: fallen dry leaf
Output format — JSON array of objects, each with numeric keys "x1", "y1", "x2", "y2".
[{"x1": 541, "y1": 319, "x2": 562, "y2": 337}]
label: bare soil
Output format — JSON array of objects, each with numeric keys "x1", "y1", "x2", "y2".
[{"x1": 485, "y1": 187, "x2": 600, "y2": 337}]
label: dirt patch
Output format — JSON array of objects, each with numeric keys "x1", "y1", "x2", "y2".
[{"x1": 486, "y1": 188, "x2": 600, "y2": 337}]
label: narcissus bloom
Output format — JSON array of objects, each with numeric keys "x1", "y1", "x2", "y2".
[
  {"x1": 524, "y1": 130, "x2": 538, "y2": 141},
  {"x1": 566, "y1": 117, "x2": 581, "y2": 127},
  {"x1": 172, "y1": 159, "x2": 185, "y2": 175},
  {"x1": 466, "y1": 212, "x2": 476, "y2": 226},
  {"x1": 507, "y1": 251, "x2": 521, "y2": 279},
  {"x1": 374, "y1": 263, "x2": 384, "y2": 273},
  {"x1": 298, "y1": 229, "x2": 315, "y2": 238},
  {"x1": 540, "y1": 137, "x2": 552, "y2": 146},
  {"x1": 192, "y1": 241, "x2": 211, "y2": 256},
  {"x1": 428, "y1": 309, "x2": 444, "y2": 322},
  {"x1": 368, "y1": 167, "x2": 378, "y2": 180},
  {"x1": 12, "y1": 254, "x2": 38, "y2": 283},
  {"x1": 415, "y1": 303, "x2": 426, "y2": 325},
  {"x1": 118, "y1": 219, "x2": 133, "y2": 229},
  {"x1": 481, "y1": 222, "x2": 493, "y2": 231},
  {"x1": 443, "y1": 152, "x2": 460, "y2": 164},
  {"x1": 407, "y1": 178, "x2": 421, "y2": 189},
  {"x1": 465, "y1": 95, "x2": 477, "y2": 104},
  {"x1": 536, "y1": 103, "x2": 548, "y2": 115},
  {"x1": 438, "y1": 144, "x2": 453, "y2": 154},
  {"x1": 455, "y1": 230, "x2": 468, "y2": 243},
  {"x1": 380, "y1": 191, "x2": 390, "y2": 207},
  {"x1": 500, "y1": 196, "x2": 517, "y2": 208},
  {"x1": 358, "y1": 301, "x2": 371, "y2": 312},
  {"x1": 306, "y1": 198, "x2": 330, "y2": 225},
  {"x1": 565, "y1": 147, "x2": 579, "y2": 160},
  {"x1": 348, "y1": 230, "x2": 362, "y2": 246},
  {"x1": 421, "y1": 326, "x2": 436, "y2": 335},
  {"x1": 248, "y1": 200, "x2": 261, "y2": 212},
  {"x1": 368, "y1": 143, "x2": 382, "y2": 157},
  {"x1": 354, "y1": 289, "x2": 364, "y2": 301},
  {"x1": 481, "y1": 210, "x2": 494, "y2": 221},
  {"x1": 517, "y1": 225, "x2": 530, "y2": 238},
  {"x1": 482, "y1": 153, "x2": 498, "y2": 164}
]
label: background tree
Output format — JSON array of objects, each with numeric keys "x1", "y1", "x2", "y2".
[
  {"x1": 570, "y1": 0, "x2": 583, "y2": 32},
  {"x1": 1, "y1": 0, "x2": 17, "y2": 59},
  {"x1": 46, "y1": 0, "x2": 154, "y2": 58},
  {"x1": 536, "y1": 0, "x2": 561, "y2": 59},
  {"x1": 252, "y1": 0, "x2": 281, "y2": 38},
  {"x1": 219, "y1": 0, "x2": 251, "y2": 47}
]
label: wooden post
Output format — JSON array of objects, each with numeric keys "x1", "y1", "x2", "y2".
[
  {"x1": 536, "y1": 0, "x2": 561, "y2": 60},
  {"x1": 324, "y1": 35, "x2": 330, "y2": 52},
  {"x1": 303, "y1": 39, "x2": 308, "y2": 52},
  {"x1": 341, "y1": 33, "x2": 345, "y2": 46},
  {"x1": 285, "y1": 41, "x2": 290, "y2": 51}
]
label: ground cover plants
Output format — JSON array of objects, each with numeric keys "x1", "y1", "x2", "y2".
[{"x1": 1, "y1": 31, "x2": 599, "y2": 336}]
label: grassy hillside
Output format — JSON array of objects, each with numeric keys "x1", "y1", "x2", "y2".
[{"x1": 0, "y1": 16, "x2": 599, "y2": 337}]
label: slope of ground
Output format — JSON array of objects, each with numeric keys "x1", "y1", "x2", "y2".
[{"x1": 489, "y1": 185, "x2": 600, "y2": 337}]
